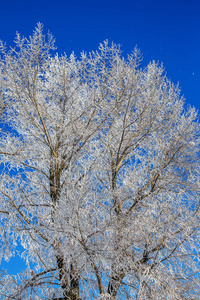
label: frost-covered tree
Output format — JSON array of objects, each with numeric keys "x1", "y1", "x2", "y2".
[{"x1": 0, "y1": 24, "x2": 199, "y2": 300}]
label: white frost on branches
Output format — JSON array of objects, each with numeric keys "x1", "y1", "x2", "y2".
[{"x1": 0, "y1": 23, "x2": 199, "y2": 299}]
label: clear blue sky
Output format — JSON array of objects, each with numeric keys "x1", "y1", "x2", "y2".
[{"x1": 0, "y1": 0, "x2": 200, "y2": 278}]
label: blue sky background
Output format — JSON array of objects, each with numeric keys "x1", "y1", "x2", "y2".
[
  {"x1": 0, "y1": 0, "x2": 199, "y2": 109},
  {"x1": 0, "y1": 0, "x2": 200, "y2": 280}
]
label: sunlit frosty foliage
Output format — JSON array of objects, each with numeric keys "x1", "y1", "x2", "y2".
[{"x1": 0, "y1": 23, "x2": 199, "y2": 299}]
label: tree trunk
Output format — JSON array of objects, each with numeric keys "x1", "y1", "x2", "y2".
[
  {"x1": 56, "y1": 255, "x2": 69, "y2": 299},
  {"x1": 67, "y1": 264, "x2": 79, "y2": 300}
]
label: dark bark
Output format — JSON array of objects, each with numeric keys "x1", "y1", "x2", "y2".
[
  {"x1": 107, "y1": 273, "x2": 125, "y2": 298},
  {"x1": 67, "y1": 264, "x2": 79, "y2": 300},
  {"x1": 56, "y1": 256, "x2": 79, "y2": 300},
  {"x1": 56, "y1": 255, "x2": 69, "y2": 299}
]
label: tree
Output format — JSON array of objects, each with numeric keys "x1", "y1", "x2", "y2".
[{"x1": 0, "y1": 23, "x2": 199, "y2": 299}]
